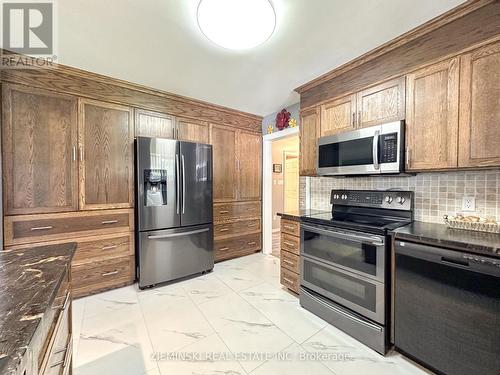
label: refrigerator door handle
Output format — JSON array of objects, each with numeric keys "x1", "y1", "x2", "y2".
[
  {"x1": 181, "y1": 154, "x2": 186, "y2": 214},
  {"x1": 175, "y1": 154, "x2": 180, "y2": 214},
  {"x1": 147, "y1": 228, "x2": 209, "y2": 239}
]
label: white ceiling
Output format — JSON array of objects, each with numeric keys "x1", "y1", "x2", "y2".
[{"x1": 58, "y1": 0, "x2": 465, "y2": 117}]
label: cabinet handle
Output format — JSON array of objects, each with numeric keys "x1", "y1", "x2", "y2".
[
  {"x1": 102, "y1": 245, "x2": 117, "y2": 250},
  {"x1": 50, "y1": 360, "x2": 65, "y2": 368},
  {"x1": 72, "y1": 146, "x2": 77, "y2": 162},
  {"x1": 219, "y1": 210, "x2": 229, "y2": 214},
  {"x1": 219, "y1": 247, "x2": 230, "y2": 251},
  {"x1": 406, "y1": 147, "x2": 411, "y2": 166},
  {"x1": 352, "y1": 112, "x2": 356, "y2": 126},
  {"x1": 247, "y1": 241, "x2": 256, "y2": 245},
  {"x1": 30, "y1": 226, "x2": 53, "y2": 231},
  {"x1": 62, "y1": 339, "x2": 72, "y2": 369},
  {"x1": 358, "y1": 110, "x2": 361, "y2": 126},
  {"x1": 52, "y1": 345, "x2": 69, "y2": 355},
  {"x1": 283, "y1": 225, "x2": 295, "y2": 230},
  {"x1": 79, "y1": 147, "x2": 84, "y2": 162},
  {"x1": 219, "y1": 228, "x2": 229, "y2": 232},
  {"x1": 284, "y1": 241, "x2": 296, "y2": 247},
  {"x1": 101, "y1": 220, "x2": 118, "y2": 225},
  {"x1": 102, "y1": 271, "x2": 119, "y2": 277},
  {"x1": 283, "y1": 277, "x2": 295, "y2": 285}
]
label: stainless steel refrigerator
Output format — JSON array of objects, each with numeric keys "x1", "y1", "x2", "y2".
[{"x1": 135, "y1": 136, "x2": 213, "y2": 289}]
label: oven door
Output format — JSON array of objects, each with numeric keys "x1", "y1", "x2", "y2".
[
  {"x1": 300, "y1": 223, "x2": 385, "y2": 282},
  {"x1": 301, "y1": 255, "x2": 385, "y2": 324}
]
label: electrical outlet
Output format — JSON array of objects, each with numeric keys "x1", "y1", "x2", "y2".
[{"x1": 462, "y1": 196, "x2": 476, "y2": 212}]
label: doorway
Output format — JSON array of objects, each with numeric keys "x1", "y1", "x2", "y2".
[{"x1": 262, "y1": 127, "x2": 300, "y2": 256}]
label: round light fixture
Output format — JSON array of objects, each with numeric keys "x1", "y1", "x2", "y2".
[{"x1": 197, "y1": 0, "x2": 276, "y2": 50}]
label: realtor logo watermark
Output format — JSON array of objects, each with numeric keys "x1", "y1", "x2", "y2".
[{"x1": 1, "y1": 0, "x2": 57, "y2": 68}]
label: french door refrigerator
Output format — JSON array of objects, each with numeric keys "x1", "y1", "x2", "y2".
[{"x1": 135, "y1": 136, "x2": 213, "y2": 289}]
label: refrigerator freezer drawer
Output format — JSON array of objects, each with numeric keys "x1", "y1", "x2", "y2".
[{"x1": 138, "y1": 224, "x2": 214, "y2": 288}]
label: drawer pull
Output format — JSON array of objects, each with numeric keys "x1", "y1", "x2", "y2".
[
  {"x1": 102, "y1": 271, "x2": 119, "y2": 277},
  {"x1": 219, "y1": 247, "x2": 230, "y2": 251},
  {"x1": 50, "y1": 360, "x2": 65, "y2": 368},
  {"x1": 102, "y1": 245, "x2": 118, "y2": 250},
  {"x1": 219, "y1": 210, "x2": 229, "y2": 214},
  {"x1": 30, "y1": 226, "x2": 53, "y2": 231},
  {"x1": 247, "y1": 241, "x2": 256, "y2": 245},
  {"x1": 101, "y1": 220, "x2": 119, "y2": 225},
  {"x1": 283, "y1": 259, "x2": 294, "y2": 266},
  {"x1": 219, "y1": 228, "x2": 229, "y2": 232},
  {"x1": 284, "y1": 241, "x2": 296, "y2": 247},
  {"x1": 283, "y1": 277, "x2": 295, "y2": 284},
  {"x1": 52, "y1": 292, "x2": 70, "y2": 310},
  {"x1": 283, "y1": 225, "x2": 295, "y2": 230},
  {"x1": 53, "y1": 345, "x2": 69, "y2": 355}
]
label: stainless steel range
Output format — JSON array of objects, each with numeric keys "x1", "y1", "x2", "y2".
[{"x1": 299, "y1": 189, "x2": 413, "y2": 354}]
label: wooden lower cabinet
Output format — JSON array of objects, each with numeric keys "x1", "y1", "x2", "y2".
[
  {"x1": 213, "y1": 201, "x2": 262, "y2": 262},
  {"x1": 280, "y1": 219, "x2": 301, "y2": 294}
]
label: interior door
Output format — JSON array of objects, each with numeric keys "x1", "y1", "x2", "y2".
[
  {"x1": 79, "y1": 99, "x2": 134, "y2": 210},
  {"x1": 2, "y1": 84, "x2": 78, "y2": 215},
  {"x1": 180, "y1": 141, "x2": 213, "y2": 227},
  {"x1": 405, "y1": 57, "x2": 459, "y2": 171},
  {"x1": 177, "y1": 117, "x2": 209, "y2": 144},
  {"x1": 135, "y1": 109, "x2": 175, "y2": 139},
  {"x1": 210, "y1": 124, "x2": 237, "y2": 202},
  {"x1": 136, "y1": 137, "x2": 180, "y2": 232},
  {"x1": 237, "y1": 131, "x2": 262, "y2": 201}
]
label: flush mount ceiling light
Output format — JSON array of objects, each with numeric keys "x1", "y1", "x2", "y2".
[{"x1": 197, "y1": 0, "x2": 276, "y2": 50}]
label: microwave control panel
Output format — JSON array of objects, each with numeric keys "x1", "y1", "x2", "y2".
[{"x1": 380, "y1": 133, "x2": 398, "y2": 163}]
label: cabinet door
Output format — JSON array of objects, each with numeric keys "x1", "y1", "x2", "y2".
[
  {"x1": 300, "y1": 107, "x2": 320, "y2": 176},
  {"x1": 210, "y1": 124, "x2": 237, "y2": 202},
  {"x1": 2, "y1": 84, "x2": 78, "y2": 215},
  {"x1": 79, "y1": 99, "x2": 134, "y2": 210},
  {"x1": 459, "y1": 41, "x2": 500, "y2": 168},
  {"x1": 357, "y1": 77, "x2": 405, "y2": 128},
  {"x1": 405, "y1": 58, "x2": 459, "y2": 171},
  {"x1": 320, "y1": 94, "x2": 356, "y2": 136},
  {"x1": 135, "y1": 109, "x2": 175, "y2": 139},
  {"x1": 177, "y1": 117, "x2": 209, "y2": 144},
  {"x1": 238, "y1": 131, "x2": 261, "y2": 201}
]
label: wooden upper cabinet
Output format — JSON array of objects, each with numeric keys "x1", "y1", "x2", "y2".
[
  {"x1": 300, "y1": 107, "x2": 320, "y2": 176},
  {"x1": 177, "y1": 117, "x2": 209, "y2": 144},
  {"x1": 356, "y1": 77, "x2": 405, "y2": 128},
  {"x1": 210, "y1": 124, "x2": 237, "y2": 202},
  {"x1": 405, "y1": 58, "x2": 460, "y2": 171},
  {"x1": 320, "y1": 94, "x2": 356, "y2": 136},
  {"x1": 458, "y1": 41, "x2": 500, "y2": 168},
  {"x1": 238, "y1": 131, "x2": 262, "y2": 201},
  {"x1": 2, "y1": 84, "x2": 78, "y2": 215},
  {"x1": 79, "y1": 99, "x2": 134, "y2": 210},
  {"x1": 135, "y1": 109, "x2": 175, "y2": 139}
]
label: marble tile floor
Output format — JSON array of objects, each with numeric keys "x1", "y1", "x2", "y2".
[{"x1": 72, "y1": 253, "x2": 431, "y2": 375}]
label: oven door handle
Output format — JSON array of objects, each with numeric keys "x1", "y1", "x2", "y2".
[
  {"x1": 301, "y1": 224, "x2": 384, "y2": 246},
  {"x1": 373, "y1": 130, "x2": 380, "y2": 170}
]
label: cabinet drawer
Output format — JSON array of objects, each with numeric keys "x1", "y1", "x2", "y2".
[
  {"x1": 214, "y1": 233, "x2": 261, "y2": 262},
  {"x1": 281, "y1": 250, "x2": 300, "y2": 274},
  {"x1": 72, "y1": 256, "x2": 134, "y2": 298},
  {"x1": 281, "y1": 233, "x2": 300, "y2": 255},
  {"x1": 214, "y1": 219, "x2": 261, "y2": 238},
  {"x1": 214, "y1": 201, "x2": 261, "y2": 222},
  {"x1": 281, "y1": 267, "x2": 299, "y2": 294},
  {"x1": 4, "y1": 209, "x2": 133, "y2": 246},
  {"x1": 73, "y1": 233, "x2": 134, "y2": 265},
  {"x1": 281, "y1": 219, "x2": 300, "y2": 237}
]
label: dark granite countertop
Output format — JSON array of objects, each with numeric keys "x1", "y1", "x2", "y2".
[
  {"x1": 393, "y1": 221, "x2": 500, "y2": 258},
  {"x1": 277, "y1": 209, "x2": 330, "y2": 222},
  {"x1": 0, "y1": 243, "x2": 76, "y2": 375}
]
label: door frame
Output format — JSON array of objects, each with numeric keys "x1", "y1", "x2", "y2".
[{"x1": 262, "y1": 127, "x2": 305, "y2": 255}]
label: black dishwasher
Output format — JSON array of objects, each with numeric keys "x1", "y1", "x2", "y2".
[{"x1": 394, "y1": 240, "x2": 500, "y2": 375}]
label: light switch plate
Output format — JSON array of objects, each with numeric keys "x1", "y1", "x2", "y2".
[{"x1": 462, "y1": 196, "x2": 476, "y2": 212}]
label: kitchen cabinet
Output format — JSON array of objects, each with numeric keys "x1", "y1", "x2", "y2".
[
  {"x1": 2, "y1": 84, "x2": 78, "y2": 215},
  {"x1": 299, "y1": 107, "x2": 320, "y2": 176},
  {"x1": 211, "y1": 124, "x2": 238, "y2": 202},
  {"x1": 177, "y1": 117, "x2": 209, "y2": 143},
  {"x1": 320, "y1": 94, "x2": 356, "y2": 136},
  {"x1": 238, "y1": 131, "x2": 262, "y2": 201},
  {"x1": 135, "y1": 109, "x2": 175, "y2": 138},
  {"x1": 459, "y1": 40, "x2": 500, "y2": 168},
  {"x1": 280, "y1": 218, "x2": 301, "y2": 294},
  {"x1": 405, "y1": 58, "x2": 460, "y2": 170},
  {"x1": 356, "y1": 77, "x2": 405, "y2": 128},
  {"x1": 78, "y1": 99, "x2": 134, "y2": 210}
]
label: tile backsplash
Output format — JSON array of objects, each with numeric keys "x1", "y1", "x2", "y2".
[{"x1": 301, "y1": 170, "x2": 500, "y2": 224}]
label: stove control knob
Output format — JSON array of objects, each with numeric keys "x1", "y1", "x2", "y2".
[
  {"x1": 397, "y1": 196, "x2": 406, "y2": 205},
  {"x1": 385, "y1": 196, "x2": 393, "y2": 204},
  {"x1": 341, "y1": 194, "x2": 346, "y2": 200}
]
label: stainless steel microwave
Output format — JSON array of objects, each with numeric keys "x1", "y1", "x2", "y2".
[{"x1": 317, "y1": 121, "x2": 404, "y2": 176}]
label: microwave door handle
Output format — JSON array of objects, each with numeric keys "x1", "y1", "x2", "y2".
[{"x1": 373, "y1": 130, "x2": 380, "y2": 170}]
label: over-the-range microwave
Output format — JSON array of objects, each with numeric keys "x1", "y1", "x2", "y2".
[{"x1": 317, "y1": 121, "x2": 405, "y2": 176}]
